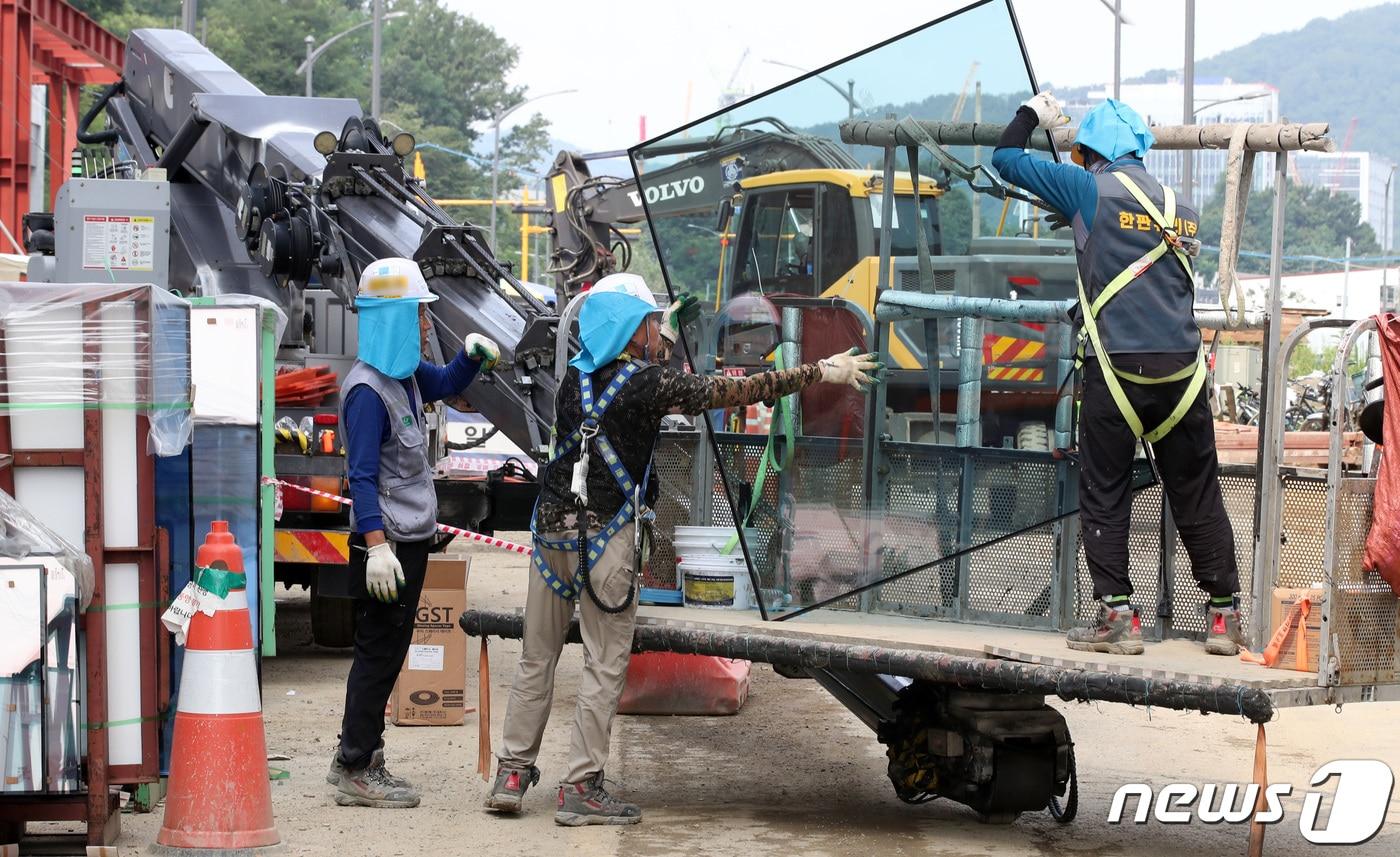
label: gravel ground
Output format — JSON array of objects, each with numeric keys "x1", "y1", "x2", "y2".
[{"x1": 111, "y1": 532, "x2": 1400, "y2": 856}]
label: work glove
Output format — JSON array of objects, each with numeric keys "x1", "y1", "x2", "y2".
[
  {"x1": 464, "y1": 333, "x2": 500, "y2": 371},
  {"x1": 819, "y1": 347, "x2": 884, "y2": 391},
  {"x1": 365, "y1": 541, "x2": 405, "y2": 604},
  {"x1": 1021, "y1": 91, "x2": 1069, "y2": 130},
  {"x1": 660, "y1": 293, "x2": 702, "y2": 344}
]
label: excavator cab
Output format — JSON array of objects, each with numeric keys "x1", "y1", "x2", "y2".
[{"x1": 719, "y1": 170, "x2": 940, "y2": 309}]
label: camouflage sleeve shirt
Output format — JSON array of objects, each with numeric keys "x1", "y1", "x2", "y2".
[{"x1": 533, "y1": 361, "x2": 822, "y2": 534}]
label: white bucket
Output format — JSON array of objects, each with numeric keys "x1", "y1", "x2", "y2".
[
  {"x1": 672, "y1": 526, "x2": 758, "y2": 558},
  {"x1": 680, "y1": 555, "x2": 752, "y2": 610}
]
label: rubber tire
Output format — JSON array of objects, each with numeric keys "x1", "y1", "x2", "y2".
[
  {"x1": 311, "y1": 589, "x2": 357, "y2": 648},
  {"x1": 1016, "y1": 421, "x2": 1050, "y2": 452}
]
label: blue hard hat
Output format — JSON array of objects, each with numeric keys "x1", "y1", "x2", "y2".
[{"x1": 1074, "y1": 99, "x2": 1155, "y2": 162}]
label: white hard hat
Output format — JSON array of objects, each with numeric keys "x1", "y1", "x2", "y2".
[
  {"x1": 591, "y1": 272, "x2": 658, "y2": 311},
  {"x1": 356, "y1": 257, "x2": 438, "y2": 303}
]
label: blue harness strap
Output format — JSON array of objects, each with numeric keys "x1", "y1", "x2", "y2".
[{"x1": 530, "y1": 361, "x2": 654, "y2": 600}]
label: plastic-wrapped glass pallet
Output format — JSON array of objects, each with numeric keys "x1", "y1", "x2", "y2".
[{"x1": 0, "y1": 490, "x2": 92, "y2": 793}]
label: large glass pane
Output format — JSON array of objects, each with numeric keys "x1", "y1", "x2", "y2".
[{"x1": 633, "y1": 1, "x2": 1154, "y2": 621}]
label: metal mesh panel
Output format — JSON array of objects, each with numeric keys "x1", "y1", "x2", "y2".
[
  {"x1": 1168, "y1": 470, "x2": 1259, "y2": 637},
  {"x1": 782, "y1": 442, "x2": 867, "y2": 611},
  {"x1": 1278, "y1": 473, "x2": 1329, "y2": 589},
  {"x1": 1330, "y1": 478, "x2": 1399, "y2": 685},
  {"x1": 874, "y1": 444, "x2": 963, "y2": 616},
  {"x1": 647, "y1": 433, "x2": 704, "y2": 591},
  {"x1": 964, "y1": 454, "x2": 1059, "y2": 622},
  {"x1": 1076, "y1": 483, "x2": 1164, "y2": 633}
]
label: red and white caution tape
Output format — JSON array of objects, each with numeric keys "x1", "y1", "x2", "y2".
[{"x1": 262, "y1": 476, "x2": 531, "y2": 556}]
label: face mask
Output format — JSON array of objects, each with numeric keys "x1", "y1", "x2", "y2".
[{"x1": 357, "y1": 300, "x2": 422, "y2": 379}]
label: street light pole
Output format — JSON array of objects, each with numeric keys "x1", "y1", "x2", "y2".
[
  {"x1": 1181, "y1": 0, "x2": 1196, "y2": 206},
  {"x1": 304, "y1": 35, "x2": 314, "y2": 97},
  {"x1": 1113, "y1": 0, "x2": 1122, "y2": 100},
  {"x1": 762, "y1": 60, "x2": 861, "y2": 116},
  {"x1": 1384, "y1": 164, "x2": 1397, "y2": 301},
  {"x1": 371, "y1": 0, "x2": 383, "y2": 118},
  {"x1": 298, "y1": 13, "x2": 406, "y2": 101},
  {"x1": 488, "y1": 89, "x2": 578, "y2": 252}
]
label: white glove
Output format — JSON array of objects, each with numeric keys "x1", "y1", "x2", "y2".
[
  {"x1": 818, "y1": 347, "x2": 883, "y2": 391},
  {"x1": 464, "y1": 333, "x2": 500, "y2": 371},
  {"x1": 1021, "y1": 91, "x2": 1068, "y2": 129},
  {"x1": 365, "y1": 542, "x2": 405, "y2": 603}
]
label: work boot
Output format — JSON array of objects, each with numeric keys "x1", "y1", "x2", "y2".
[
  {"x1": 1066, "y1": 604, "x2": 1144, "y2": 655},
  {"x1": 330, "y1": 759, "x2": 421, "y2": 809},
  {"x1": 554, "y1": 772, "x2": 643, "y2": 826},
  {"x1": 327, "y1": 742, "x2": 408, "y2": 788},
  {"x1": 484, "y1": 764, "x2": 541, "y2": 813},
  {"x1": 1205, "y1": 605, "x2": 1248, "y2": 656}
]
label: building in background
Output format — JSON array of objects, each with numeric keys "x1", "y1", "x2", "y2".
[
  {"x1": 1065, "y1": 78, "x2": 1279, "y2": 208},
  {"x1": 1292, "y1": 151, "x2": 1396, "y2": 250}
]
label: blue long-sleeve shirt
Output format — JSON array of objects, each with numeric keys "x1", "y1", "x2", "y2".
[
  {"x1": 988, "y1": 105, "x2": 1099, "y2": 231},
  {"x1": 344, "y1": 351, "x2": 481, "y2": 534}
]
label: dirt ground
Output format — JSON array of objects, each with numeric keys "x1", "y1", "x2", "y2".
[{"x1": 114, "y1": 533, "x2": 1400, "y2": 856}]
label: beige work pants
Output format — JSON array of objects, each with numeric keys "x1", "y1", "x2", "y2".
[{"x1": 498, "y1": 523, "x2": 638, "y2": 784}]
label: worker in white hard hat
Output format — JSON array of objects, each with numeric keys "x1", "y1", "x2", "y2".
[
  {"x1": 485, "y1": 272, "x2": 883, "y2": 826},
  {"x1": 328, "y1": 257, "x2": 499, "y2": 809}
]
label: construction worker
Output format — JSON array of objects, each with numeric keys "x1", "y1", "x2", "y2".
[
  {"x1": 328, "y1": 257, "x2": 500, "y2": 808},
  {"x1": 992, "y1": 96, "x2": 1245, "y2": 657},
  {"x1": 485, "y1": 273, "x2": 881, "y2": 825}
]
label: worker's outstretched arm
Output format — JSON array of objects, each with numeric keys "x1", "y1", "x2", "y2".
[
  {"x1": 991, "y1": 106, "x2": 1097, "y2": 225},
  {"x1": 652, "y1": 350, "x2": 881, "y2": 415}
]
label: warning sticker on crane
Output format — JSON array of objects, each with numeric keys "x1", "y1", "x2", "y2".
[{"x1": 82, "y1": 215, "x2": 155, "y2": 272}]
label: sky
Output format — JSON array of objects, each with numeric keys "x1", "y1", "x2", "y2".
[{"x1": 458, "y1": 0, "x2": 1393, "y2": 153}]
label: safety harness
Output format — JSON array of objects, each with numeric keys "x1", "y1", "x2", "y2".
[
  {"x1": 1076, "y1": 171, "x2": 1207, "y2": 443},
  {"x1": 531, "y1": 359, "x2": 653, "y2": 612}
]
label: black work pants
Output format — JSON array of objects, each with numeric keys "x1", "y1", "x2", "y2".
[
  {"x1": 1078, "y1": 357, "x2": 1239, "y2": 601},
  {"x1": 337, "y1": 533, "x2": 433, "y2": 771}
]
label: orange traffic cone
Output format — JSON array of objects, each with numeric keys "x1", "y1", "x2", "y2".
[{"x1": 154, "y1": 521, "x2": 281, "y2": 854}]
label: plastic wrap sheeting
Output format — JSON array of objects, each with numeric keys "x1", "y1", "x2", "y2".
[
  {"x1": 0, "y1": 282, "x2": 192, "y2": 456},
  {"x1": 192, "y1": 425, "x2": 260, "y2": 642},
  {"x1": 0, "y1": 488, "x2": 94, "y2": 611}
]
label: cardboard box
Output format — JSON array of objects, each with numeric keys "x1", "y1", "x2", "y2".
[
  {"x1": 391, "y1": 557, "x2": 473, "y2": 725},
  {"x1": 1268, "y1": 586, "x2": 1324, "y2": 673}
]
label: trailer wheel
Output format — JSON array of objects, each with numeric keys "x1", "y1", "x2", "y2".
[
  {"x1": 1048, "y1": 743, "x2": 1078, "y2": 823},
  {"x1": 1016, "y1": 421, "x2": 1050, "y2": 451},
  {"x1": 311, "y1": 585, "x2": 356, "y2": 648}
]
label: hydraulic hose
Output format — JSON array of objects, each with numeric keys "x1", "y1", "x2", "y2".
[{"x1": 77, "y1": 81, "x2": 125, "y2": 145}]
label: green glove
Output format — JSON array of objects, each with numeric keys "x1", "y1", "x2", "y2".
[
  {"x1": 661, "y1": 293, "x2": 702, "y2": 344},
  {"x1": 464, "y1": 333, "x2": 500, "y2": 371}
]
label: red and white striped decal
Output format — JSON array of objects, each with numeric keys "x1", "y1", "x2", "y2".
[{"x1": 263, "y1": 477, "x2": 531, "y2": 555}]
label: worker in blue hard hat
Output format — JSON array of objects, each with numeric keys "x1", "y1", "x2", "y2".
[
  {"x1": 993, "y1": 95, "x2": 1243, "y2": 658},
  {"x1": 328, "y1": 257, "x2": 500, "y2": 809},
  {"x1": 485, "y1": 273, "x2": 882, "y2": 826}
]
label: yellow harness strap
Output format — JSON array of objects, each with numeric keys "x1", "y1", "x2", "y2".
[{"x1": 1077, "y1": 172, "x2": 1206, "y2": 443}]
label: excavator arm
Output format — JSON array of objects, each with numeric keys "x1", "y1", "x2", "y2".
[
  {"x1": 89, "y1": 28, "x2": 558, "y2": 456},
  {"x1": 544, "y1": 118, "x2": 860, "y2": 297}
]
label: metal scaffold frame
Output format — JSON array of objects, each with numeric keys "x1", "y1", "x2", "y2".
[{"x1": 0, "y1": 0, "x2": 123, "y2": 247}]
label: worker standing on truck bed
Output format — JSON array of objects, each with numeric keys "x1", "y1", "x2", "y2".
[
  {"x1": 992, "y1": 96, "x2": 1246, "y2": 657},
  {"x1": 485, "y1": 273, "x2": 882, "y2": 825},
  {"x1": 327, "y1": 257, "x2": 500, "y2": 809}
]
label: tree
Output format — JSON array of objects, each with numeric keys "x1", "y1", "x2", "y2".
[{"x1": 1197, "y1": 176, "x2": 1380, "y2": 278}]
